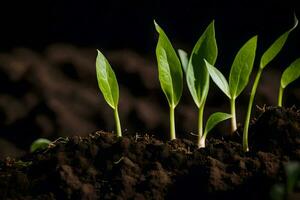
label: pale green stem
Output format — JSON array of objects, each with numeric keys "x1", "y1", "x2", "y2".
[
  {"x1": 114, "y1": 107, "x2": 122, "y2": 137},
  {"x1": 170, "y1": 106, "x2": 176, "y2": 140},
  {"x1": 243, "y1": 68, "x2": 263, "y2": 152},
  {"x1": 197, "y1": 104, "x2": 205, "y2": 148},
  {"x1": 278, "y1": 86, "x2": 284, "y2": 107},
  {"x1": 230, "y1": 98, "x2": 237, "y2": 133}
]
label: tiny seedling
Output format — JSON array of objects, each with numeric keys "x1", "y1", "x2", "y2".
[
  {"x1": 30, "y1": 138, "x2": 51, "y2": 153},
  {"x1": 243, "y1": 15, "x2": 298, "y2": 151},
  {"x1": 278, "y1": 58, "x2": 300, "y2": 106},
  {"x1": 154, "y1": 21, "x2": 183, "y2": 140},
  {"x1": 205, "y1": 36, "x2": 257, "y2": 133},
  {"x1": 96, "y1": 50, "x2": 122, "y2": 137}
]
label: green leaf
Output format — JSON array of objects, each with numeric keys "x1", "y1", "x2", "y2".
[
  {"x1": 281, "y1": 58, "x2": 300, "y2": 88},
  {"x1": 178, "y1": 49, "x2": 189, "y2": 73},
  {"x1": 30, "y1": 138, "x2": 51, "y2": 152},
  {"x1": 154, "y1": 21, "x2": 183, "y2": 107},
  {"x1": 96, "y1": 50, "x2": 119, "y2": 109},
  {"x1": 204, "y1": 59, "x2": 230, "y2": 98},
  {"x1": 204, "y1": 112, "x2": 231, "y2": 136},
  {"x1": 260, "y1": 15, "x2": 298, "y2": 69},
  {"x1": 229, "y1": 36, "x2": 257, "y2": 99},
  {"x1": 186, "y1": 20, "x2": 218, "y2": 107},
  {"x1": 285, "y1": 161, "x2": 300, "y2": 193}
]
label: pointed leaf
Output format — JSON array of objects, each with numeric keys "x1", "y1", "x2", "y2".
[
  {"x1": 260, "y1": 15, "x2": 298, "y2": 69},
  {"x1": 186, "y1": 20, "x2": 218, "y2": 107},
  {"x1": 205, "y1": 59, "x2": 231, "y2": 98},
  {"x1": 281, "y1": 58, "x2": 300, "y2": 88},
  {"x1": 30, "y1": 138, "x2": 51, "y2": 152},
  {"x1": 178, "y1": 49, "x2": 189, "y2": 73},
  {"x1": 96, "y1": 50, "x2": 119, "y2": 109},
  {"x1": 154, "y1": 21, "x2": 183, "y2": 107},
  {"x1": 229, "y1": 36, "x2": 257, "y2": 99},
  {"x1": 204, "y1": 112, "x2": 231, "y2": 136}
]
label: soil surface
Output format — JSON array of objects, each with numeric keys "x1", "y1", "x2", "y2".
[{"x1": 0, "y1": 106, "x2": 299, "y2": 200}]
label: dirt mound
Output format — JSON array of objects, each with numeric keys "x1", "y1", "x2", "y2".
[{"x1": 0, "y1": 107, "x2": 299, "y2": 200}]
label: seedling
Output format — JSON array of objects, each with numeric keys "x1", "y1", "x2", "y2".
[
  {"x1": 30, "y1": 138, "x2": 51, "y2": 152},
  {"x1": 278, "y1": 58, "x2": 300, "y2": 106},
  {"x1": 154, "y1": 21, "x2": 183, "y2": 140},
  {"x1": 243, "y1": 15, "x2": 298, "y2": 151},
  {"x1": 96, "y1": 50, "x2": 122, "y2": 137},
  {"x1": 205, "y1": 36, "x2": 257, "y2": 133},
  {"x1": 178, "y1": 21, "x2": 231, "y2": 147}
]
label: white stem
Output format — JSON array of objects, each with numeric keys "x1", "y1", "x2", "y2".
[{"x1": 198, "y1": 137, "x2": 206, "y2": 148}]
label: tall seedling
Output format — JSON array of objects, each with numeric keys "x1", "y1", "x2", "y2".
[
  {"x1": 184, "y1": 21, "x2": 231, "y2": 147},
  {"x1": 205, "y1": 36, "x2": 258, "y2": 134},
  {"x1": 154, "y1": 21, "x2": 183, "y2": 140},
  {"x1": 96, "y1": 50, "x2": 122, "y2": 137},
  {"x1": 243, "y1": 15, "x2": 298, "y2": 151}
]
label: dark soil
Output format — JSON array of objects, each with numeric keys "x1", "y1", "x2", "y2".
[{"x1": 0, "y1": 106, "x2": 300, "y2": 200}]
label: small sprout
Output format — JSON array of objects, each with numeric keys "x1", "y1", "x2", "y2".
[
  {"x1": 154, "y1": 21, "x2": 183, "y2": 140},
  {"x1": 96, "y1": 50, "x2": 122, "y2": 137},
  {"x1": 30, "y1": 138, "x2": 51, "y2": 153},
  {"x1": 205, "y1": 35, "x2": 257, "y2": 133},
  {"x1": 278, "y1": 58, "x2": 300, "y2": 106},
  {"x1": 185, "y1": 20, "x2": 218, "y2": 147},
  {"x1": 198, "y1": 112, "x2": 231, "y2": 148},
  {"x1": 243, "y1": 15, "x2": 298, "y2": 152}
]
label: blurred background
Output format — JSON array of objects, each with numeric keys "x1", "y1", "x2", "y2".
[{"x1": 0, "y1": 0, "x2": 299, "y2": 158}]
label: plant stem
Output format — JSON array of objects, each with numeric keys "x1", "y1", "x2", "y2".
[
  {"x1": 243, "y1": 68, "x2": 262, "y2": 152},
  {"x1": 114, "y1": 107, "x2": 122, "y2": 137},
  {"x1": 278, "y1": 86, "x2": 284, "y2": 107},
  {"x1": 170, "y1": 106, "x2": 176, "y2": 140},
  {"x1": 197, "y1": 104, "x2": 205, "y2": 148},
  {"x1": 230, "y1": 98, "x2": 237, "y2": 133}
]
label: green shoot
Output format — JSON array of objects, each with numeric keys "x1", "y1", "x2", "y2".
[
  {"x1": 96, "y1": 50, "x2": 122, "y2": 137},
  {"x1": 154, "y1": 21, "x2": 183, "y2": 140},
  {"x1": 243, "y1": 15, "x2": 298, "y2": 152},
  {"x1": 205, "y1": 36, "x2": 257, "y2": 133},
  {"x1": 198, "y1": 112, "x2": 231, "y2": 148},
  {"x1": 185, "y1": 20, "x2": 218, "y2": 146},
  {"x1": 278, "y1": 58, "x2": 300, "y2": 106},
  {"x1": 30, "y1": 138, "x2": 51, "y2": 152}
]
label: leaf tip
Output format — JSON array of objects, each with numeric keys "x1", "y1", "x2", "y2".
[
  {"x1": 153, "y1": 20, "x2": 160, "y2": 32},
  {"x1": 292, "y1": 13, "x2": 299, "y2": 29}
]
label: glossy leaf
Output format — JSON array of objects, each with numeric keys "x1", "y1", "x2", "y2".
[
  {"x1": 186, "y1": 20, "x2": 218, "y2": 107},
  {"x1": 178, "y1": 49, "x2": 189, "y2": 73},
  {"x1": 155, "y1": 21, "x2": 183, "y2": 107},
  {"x1": 204, "y1": 112, "x2": 231, "y2": 136},
  {"x1": 96, "y1": 50, "x2": 119, "y2": 109},
  {"x1": 205, "y1": 60, "x2": 230, "y2": 98},
  {"x1": 229, "y1": 36, "x2": 257, "y2": 99},
  {"x1": 260, "y1": 15, "x2": 298, "y2": 69},
  {"x1": 30, "y1": 138, "x2": 51, "y2": 152},
  {"x1": 281, "y1": 58, "x2": 300, "y2": 88}
]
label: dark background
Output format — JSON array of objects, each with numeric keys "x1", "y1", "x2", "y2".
[
  {"x1": 0, "y1": 0, "x2": 299, "y2": 156},
  {"x1": 0, "y1": 0, "x2": 299, "y2": 60}
]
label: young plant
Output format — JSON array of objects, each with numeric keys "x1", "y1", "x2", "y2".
[
  {"x1": 278, "y1": 58, "x2": 300, "y2": 106},
  {"x1": 154, "y1": 21, "x2": 183, "y2": 140},
  {"x1": 96, "y1": 50, "x2": 122, "y2": 137},
  {"x1": 205, "y1": 36, "x2": 257, "y2": 133},
  {"x1": 30, "y1": 138, "x2": 51, "y2": 152},
  {"x1": 243, "y1": 16, "x2": 298, "y2": 151}
]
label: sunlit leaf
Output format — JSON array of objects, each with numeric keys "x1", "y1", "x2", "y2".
[
  {"x1": 229, "y1": 36, "x2": 257, "y2": 98},
  {"x1": 281, "y1": 58, "x2": 300, "y2": 88},
  {"x1": 178, "y1": 49, "x2": 189, "y2": 73},
  {"x1": 154, "y1": 21, "x2": 183, "y2": 107},
  {"x1": 186, "y1": 20, "x2": 218, "y2": 107},
  {"x1": 96, "y1": 50, "x2": 119, "y2": 109},
  {"x1": 204, "y1": 112, "x2": 231, "y2": 135},
  {"x1": 30, "y1": 138, "x2": 51, "y2": 152}
]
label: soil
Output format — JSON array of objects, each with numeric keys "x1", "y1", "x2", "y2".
[{"x1": 0, "y1": 106, "x2": 300, "y2": 200}]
